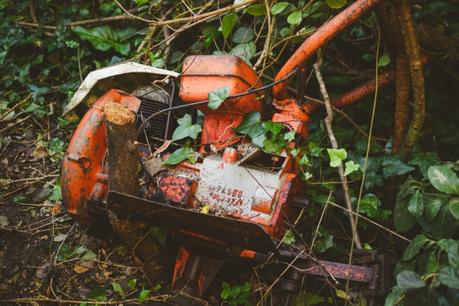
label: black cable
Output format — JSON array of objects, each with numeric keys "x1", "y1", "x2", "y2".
[{"x1": 135, "y1": 67, "x2": 300, "y2": 140}]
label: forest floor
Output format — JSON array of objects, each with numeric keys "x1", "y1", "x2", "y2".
[
  {"x1": 0, "y1": 118, "x2": 254, "y2": 305},
  {"x1": 0, "y1": 119, "x2": 163, "y2": 305}
]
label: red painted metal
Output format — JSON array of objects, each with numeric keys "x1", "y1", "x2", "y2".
[
  {"x1": 179, "y1": 55, "x2": 263, "y2": 150},
  {"x1": 272, "y1": 0, "x2": 383, "y2": 99}
]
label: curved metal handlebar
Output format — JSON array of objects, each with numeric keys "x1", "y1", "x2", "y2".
[{"x1": 272, "y1": 0, "x2": 383, "y2": 99}]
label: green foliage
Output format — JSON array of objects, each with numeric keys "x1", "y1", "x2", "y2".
[
  {"x1": 234, "y1": 111, "x2": 265, "y2": 147},
  {"x1": 73, "y1": 26, "x2": 138, "y2": 56},
  {"x1": 208, "y1": 86, "x2": 230, "y2": 110},
  {"x1": 232, "y1": 27, "x2": 255, "y2": 44},
  {"x1": 57, "y1": 244, "x2": 95, "y2": 262},
  {"x1": 282, "y1": 229, "x2": 296, "y2": 245},
  {"x1": 327, "y1": 148, "x2": 347, "y2": 167},
  {"x1": 394, "y1": 165, "x2": 458, "y2": 235},
  {"x1": 387, "y1": 163, "x2": 459, "y2": 305},
  {"x1": 138, "y1": 289, "x2": 151, "y2": 303},
  {"x1": 344, "y1": 160, "x2": 360, "y2": 176},
  {"x1": 428, "y1": 166, "x2": 459, "y2": 195},
  {"x1": 287, "y1": 11, "x2": 303, "y2": 26},
  {"x1": 271, "y1": 2, "x2": 290, "y2": 15},
  {"x1": 325, "y1": 0, "x2": 347, "y2": 9},
  {"x1": 171, "y1": 114, "x2": 202, "y2": 141},
  {"x1": 222, "y1": 13, "x2": 237, "y2": 39},
  {"x1": 245, "y1": 4, "x2": 266, "y2": 16},
  {"x1": 163, "y1": 145, "x2": 196, "y2": 165},
  {"x1": 221, "y1": 282, "x2": 251, "y2": 306}
]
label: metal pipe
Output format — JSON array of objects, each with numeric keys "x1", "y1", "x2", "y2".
[{"x1": 273, "y1": 0, "x2": 383, "y2": 99}]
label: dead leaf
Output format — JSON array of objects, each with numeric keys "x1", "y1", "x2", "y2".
[
  {"x1": 73, "y1": 264, "x2": 89, "y2": 274},
  {"x1": 35, "y1": 262, "x2": 51, "y2": 280},
  {"x1": 143, "y1": 157, "x2": 166, "y2": 177},
  {"x1": 51, "y1": 202, "x2": 63, "y2": 215},
  {"x1": 53, "y1": 233, "x2": 67, "y2": 242},
  {"x1": 32, "y1": 144, "x2": 47, "y2": 160},
  {"x1": 0, "y1": 215, "x2": 9, "y2": 228},
  {"x1": 80, "y1": 260, "x2": 95, "y2": 269}
]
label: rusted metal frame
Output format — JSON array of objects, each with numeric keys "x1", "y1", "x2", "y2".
[{"x1": 273, "y1": 0, "x2": 384, "y2": 99}]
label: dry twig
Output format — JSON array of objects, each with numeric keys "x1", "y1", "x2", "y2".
[{"x1": 313, "y1": 60, "x2": 362, "y2": 250}]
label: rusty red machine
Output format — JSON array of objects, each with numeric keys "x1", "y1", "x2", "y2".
[{"x1": 61, "y1": 0, "x2": 393, "y2": 304}]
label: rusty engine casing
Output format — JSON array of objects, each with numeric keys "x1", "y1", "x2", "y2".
[
  {"x1": 62, "y1": 55, "x2": 301, "y2": 241},
  {"x1": 149, "y1": 145, "x2": 299, "y2": 240},
  {"x1": 179, "y1": 55, "x2": 264, "y2": 150}
]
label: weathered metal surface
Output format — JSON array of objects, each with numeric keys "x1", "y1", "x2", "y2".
[
  {"x1": 64, "y1": 62, "x2": 178, "y2": 115},
  {"x1": 107, "y1": 191, "x2": 276, "y2": 252},
  {"x1": 194, "y1": 153, "x2": 280, "y2": 222},
  {"x1": 179, "y1": 55, "x2": 264, "y2": 150},
  {"x1": 273, "y1": 0, "x2": 383, "y2": 99},
  {"x1": 306, "y1": 260, "x2": 374, "y2": 283}
]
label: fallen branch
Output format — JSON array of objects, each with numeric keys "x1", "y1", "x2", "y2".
[{"x1": 313, "y1": 61, "x2": 362, "y2": 250}]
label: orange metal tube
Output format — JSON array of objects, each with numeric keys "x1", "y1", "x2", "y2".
[
  {"x1": 302, "y1": 69, "x2": 394, "y2": 113},
  {"x1": 273, "y1": 0, "x2": 383, "y2": 99}
]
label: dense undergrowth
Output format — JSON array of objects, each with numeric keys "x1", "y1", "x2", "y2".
[{"x1": 1, "y1": 0, "x2": 459, "y2": 305}]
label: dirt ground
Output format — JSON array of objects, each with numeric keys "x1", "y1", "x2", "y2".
[
  {"x1": 0, "y1": 121, "x2": 163, "y2": 305},
  {"x1": 0, "y1": 120, "x2": 254, "y2": 305}
]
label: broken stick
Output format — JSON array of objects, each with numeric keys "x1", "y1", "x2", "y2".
[{"x1": 104, "y1": 101, "x2": 138, "y2": 195}]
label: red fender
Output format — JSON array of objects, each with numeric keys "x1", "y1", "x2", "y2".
[{"x1": 61, "y1": 89, "x2": 140, "y2": 223}]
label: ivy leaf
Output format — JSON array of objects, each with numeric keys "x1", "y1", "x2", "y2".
[
  {"x1": 403, "y1": 234, "x2": 430, "y2": 261},
  {"x1": 262, "y1": 122, "x2": 283, "y2": 135},
  {"x1": 230, "y1": 41, "x2": 256, "y2": 63},
  {"x1": 284, "y1": 131, "x2": 295, "y2": 141},
  {"x1": 448, "y1": 197, "x2": 459, "y2": 219},
  {"x1": 282, "y1": 229, "x2": 296, "y2": 245},
  {"x1": 245, "y1": 4, "x2": 266, "y2": 16},
  {"x1": 163, "y1": 146, "x2": 195, "y2": 165},
  {"x1": 359, "y1": 193, "x2": 380, "y2": 217},
  {"x1": 73, "y1": 26, "x2": 136, "y2": 55},
  {"x1": 138, "y1": 289, "x2": 151, "y2": 303},
  {"x1": 271, "y1": 2, "x2": 290, "y2": 15},
  {"x1": 112, "y1": 282, "x2": 126, "y2": 297},
  {"x1": 171, "y1": 114, "x2": 202, "y2": 141},
  {"x1": 251, "y1": 134, "x2": 266, "y2": 147},
  {"x1": 344, "y1": 160, "x2": 360, "y2": 176},
  {"x1": 325, "y1": 0, "x2": 347, "y2": 9},
  {"x1": 208, "y1": 86, "x2": 230, "y2": 110},
  {"x1": 234, "y1": 112, "x2": 266, "y2": 147},
  {"x1": 263, "y1": 136, "x2": 284, "y2": 154},
  {"x1": 232, "y1": 27, "x2": 255, "y2": 44},
  {"x1": 327, "y1": 148, "x2": 347, "y2": 168},
  {"x1": 287, "y1": 10, "x2": 302, "y2": 25},
  {"x1": 221, "y1": 13, "x2": 237, "y2": 39},
  {"x1": 396, "y1": 271, "x2": 425, "y2": 292},
  {"x1": 408, "y1": 190, "x2": 424, "y2": 218},
  {"x1": 428, "y1": 166, "x2": 459, "y2": 194},
  {"x1": 377, "y1": 53, "x2": 391, "y2": 67}
]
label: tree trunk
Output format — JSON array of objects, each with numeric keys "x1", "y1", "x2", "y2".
[
  {"x1": 104, "y1": 101, "x2": 138, "y2": 195},
  {"x1": 397, "y1": 0, "x2": 426, "y2": 158}
]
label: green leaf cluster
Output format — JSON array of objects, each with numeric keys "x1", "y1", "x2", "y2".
[{"x1": 221, "y1": 282, "x2": 252, "y2": 306}]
